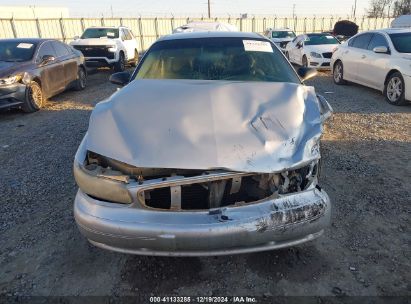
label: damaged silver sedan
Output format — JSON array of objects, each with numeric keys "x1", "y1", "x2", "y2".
[{"x1": 73, "y1": 32, "x2": 333, "y2": 256}]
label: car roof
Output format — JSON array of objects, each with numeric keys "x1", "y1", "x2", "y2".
[
  {"x1": 158, "y1": 31, "x2": 264, "y2": 41},
  {"x1": 0, "y1": 38, "x2": 51, "y2": 44},
  {"x1": 370, "y1": 28, "x2": 411, "y2": 34},
  {"x1": 87, "y1": 26, "x2": 127, "y2": 29},
  {"x1": 270, "y1": 28, "x2": 293, "y2": 31}
]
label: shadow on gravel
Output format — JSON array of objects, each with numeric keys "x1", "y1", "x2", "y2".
[{"x1": 306, "y1": 73, "x2": 411, "y2": 115}]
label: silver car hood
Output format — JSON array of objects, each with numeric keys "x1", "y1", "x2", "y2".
[{"x1": 86, "y1": 79, "x2": 329, "y2": 173}]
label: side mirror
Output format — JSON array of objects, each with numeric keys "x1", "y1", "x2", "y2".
[
  {"x1": 297, "y1": 67, "x2": 318, "y2": 81},
  {"x1": 74, "y1": 35, "x2": 80, "y2": 40},
  {"x1": 297, "y1": 42, "x2": 303, "y2": 49},
  {"x1": 373, "y1": 46, "x2": 389, "y2": 54},
  {"x1": 40, "y1": 55, "x2": 55, "y2": 65},
  {"x1": 109, "y1": 71, "x2": 130, "y2": 86}
]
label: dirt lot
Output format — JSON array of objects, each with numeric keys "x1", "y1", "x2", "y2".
[{"x1": 0, "y1": 69, "x2": 410, "y2": 301}]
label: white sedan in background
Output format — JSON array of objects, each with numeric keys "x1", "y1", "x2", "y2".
[
  {"x1": 285, "y1": 33, "x2": 340, "y2": 69},
  {"x1": 331, "y1": 28, "x2": 411, "y2": 106}
]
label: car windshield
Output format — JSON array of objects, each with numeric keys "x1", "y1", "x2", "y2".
[
  {"x1": 81, "y1": 28, "x2": 119, "y2": 39},
  {"x1": 134, "y1": 37, "x2": 300, "y2": 83},
  {"x1": 305, "y1": 34, "x2": 339, "y2": 45},
  {"x1": 0, "y1": 41, "x2": 37, "y2": 62},
  {"x1": 389, "y1": 33, "x2": 411, "y2": 53},
  {"x1": 272, "y1": 31, "x2": 296, "y2": 39}
]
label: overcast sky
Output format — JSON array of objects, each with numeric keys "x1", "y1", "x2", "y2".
[{"x1": 5, "y1": 0, "x2": 372, "y2": 17}]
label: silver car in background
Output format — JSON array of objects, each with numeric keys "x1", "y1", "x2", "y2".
[{"x1": 73, "y1": 32, "x2": 332, "y2": 256}]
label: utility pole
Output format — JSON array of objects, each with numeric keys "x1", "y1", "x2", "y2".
[
  {"x1": 208, "y1": 0, "x2": 211, "y2": 18},
  {"x1": 110, "y1": 5, "x2": 114, "y2": 18},
  {"x1": 353, "y1": 0, "x2": 357, "y2": 17},
  {"x1": 292, "y1": 4, "x2": 296, "y2": 19}
]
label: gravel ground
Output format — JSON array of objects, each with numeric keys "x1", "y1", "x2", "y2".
[{"x1": 0, "y1": 69, "x2": 410, "y2": 301}]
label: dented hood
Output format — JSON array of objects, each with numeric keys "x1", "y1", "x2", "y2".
[{"x1": 86, "y1": 79, "x2": 326, "y2": 173}]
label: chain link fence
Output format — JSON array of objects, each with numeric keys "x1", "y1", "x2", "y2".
[{"x1": 0, "y1": 16, "x2": 394, "y2": 52}]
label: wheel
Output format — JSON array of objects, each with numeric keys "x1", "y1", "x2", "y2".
[
  {"x1": 302, "y1": 55, "x2": 308, "y2": 67},
  {"x1": 114, "y1": 52, "x2": 126, "y2": 72},
  {"x1": 74, "y1": 67, "x2": 87, "y2": 91},
  {"x1": 333, "y1": 61, "x2": 347, "y2": 85},
  {"x1": 22, "y1": 81, "x2": 44, "y2": 113},
  {"x1": 384, "y1": 72, "x2": 407, "y2": 106},
  {"x1": 130, "y1": 50, "x2": 139, "y2": 67}
]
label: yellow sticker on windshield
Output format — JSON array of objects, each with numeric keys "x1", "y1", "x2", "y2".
[
  {"x1": 17, "y1": 43, "x2": 34, "y2": 49},
  {"x1": 243, "y1": 40, "x2": 273, "y2": 52}
]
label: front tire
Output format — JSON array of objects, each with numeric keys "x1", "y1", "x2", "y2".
[
  {"x1": 130, "y1": 50, "x2": 139, "y2": 67},
  {"x1": 333, "y1": 61, "x2": 347, "y2": 85},
  {"x1": 22, "y1": 81, "x2": 44, "y2": 113},
  {"x1": 384, "y1": 72, "x2": 407, "y2": 106},
  {"x1": 74, "y1": 67, "x2": 87, "y2": 91},
  {"x1": 114, "y1": 52, "x2": 126, "y2": 72},
  {"x1": 302, "y1": 55, "x2": 308, "y2": 67}
]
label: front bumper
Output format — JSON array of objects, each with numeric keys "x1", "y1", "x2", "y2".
[
  {"x1": 74, "y1": 186, "x2": 331, "y2": 256},
  {"x1": 0, "y1": 83, "x2": 26, "y2": 109},
  {"x1": 307, "y1": 57, "x2": 331, "y2": 70},
  {"x1": 85, "y1": 57, "x2": 117, "y2": 67}
]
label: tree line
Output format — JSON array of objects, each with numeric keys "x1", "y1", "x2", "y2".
[{"x1": 368, "y1": 0, "x2": 410, "y2": 17}]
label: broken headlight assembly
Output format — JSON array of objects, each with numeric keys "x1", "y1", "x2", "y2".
[{"x1": 73, "y1": 153, "x2": 133, "y2": 204}]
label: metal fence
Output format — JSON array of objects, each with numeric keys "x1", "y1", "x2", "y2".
[{"x1": 0, "y1": 16, "x2": 394, "y2": 52}]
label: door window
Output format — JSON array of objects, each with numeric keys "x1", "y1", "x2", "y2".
[
  {"x1": 351, "y1": 33, "x2": 373, "y2": 49},
  {"x1": 52, "y1": 41, "x2": 70, "y2": 58},
  {"x1": 367, "y1": 34, "x2": 389, "y2": 51},
  {"x1": 122, "y1": 29, "x2": 133, "y2": 40},
  {"x1": 36, "y1": 41, "x2": 57, "y2": 63}
]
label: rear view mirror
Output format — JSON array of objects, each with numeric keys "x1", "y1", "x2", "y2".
[
  {"x1": 373, "y1": 46, "x2": 389, "y2": 54},
  {"x1": 40, "y1": 55, "x2": 55, "y2": 65},
  {"x1": 297, "y1": 67, "x2": 318, "y2": 81},
  {"x1": 109, "y1": 71, "x2": 130, "y2": 86}
]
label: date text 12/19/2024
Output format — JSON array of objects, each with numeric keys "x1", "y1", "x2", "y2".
[{"x1": 149, "y1": 296, "x2": 258, "y2": 303}]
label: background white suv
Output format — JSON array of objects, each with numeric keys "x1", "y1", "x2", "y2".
[
  {"x1": 70, "y1": 26, "x2": 139, "y2": 72},
  {"x1": 331, "y1": 28, "x2": 411, "y2": 106},
  {"x1": 264, "y1": 28, "x2": 296, "y2": 53}
]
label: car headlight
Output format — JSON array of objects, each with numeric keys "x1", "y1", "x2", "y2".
[
  {"x1": 74, "y1": 160, "x2": 132, "y2": 204},
  {"x1": 107, "y1": 45, "x2": 117, "y2": 52},
  {"x1": 310, "y1": 52, "x2": 322, "y2": 58},
  {"x1": 0, "y1": 75, "x2": 22, "y2": 85}
]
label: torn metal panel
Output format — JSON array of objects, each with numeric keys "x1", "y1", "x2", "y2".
[{"x1": 86, "y1": 79, "x2": 331, "y2": 173}]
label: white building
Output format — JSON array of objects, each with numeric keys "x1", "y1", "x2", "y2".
[{"x1": 0, "y1": 6, "x2": 69, "y2": 18}]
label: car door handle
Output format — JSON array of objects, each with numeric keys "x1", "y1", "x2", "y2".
[{"x1": 361, "y1": 55, "x2": 366, "y2": 59}]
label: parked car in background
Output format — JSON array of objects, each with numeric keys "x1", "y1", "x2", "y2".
[
  {"x1": 264, "y1": 28, "x2": 296, "y2": 53},
  {"x1": 172, "y1": 21, "x2": 239, "y2": 33},
  {"x1": 391, "y1": 15, "x2": 411, "y2": 28},
  {"x1": 0, "y1": 38, "x2": 87, "y2": 112},
  {"x1": 285, "y1": 33, "x2": 340, "y2": 69},
  {"x1": 70, "y1": 26, "x2": 138, "y2": 72},
  {"x1": 332, "y1": 28, "x2": 411, "y2": 106},
  {"x1": 73, "y1": 31, "x2": 332, "y2": 256}
]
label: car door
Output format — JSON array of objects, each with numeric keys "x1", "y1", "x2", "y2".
[
  {"x1": 359, "y1": 33, "x2": 391, "y2": 89},
  {"x1": 289, "y1": 36, "x2": 304, "y2": 63},
  {"x1": 342, "y1": 33, "x2": 373, "y2": 82},
  {"x1": 35, "y1": 41, "x2": 62, "y2": 97},
  {"x1": 52, "y1": 41, "x2": 78, "y2": 88},
  {"x1": 120, "y1": 29, "x2": 135, "y2": 60}
]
